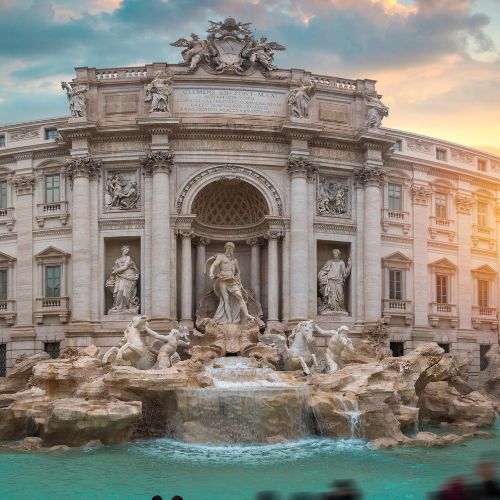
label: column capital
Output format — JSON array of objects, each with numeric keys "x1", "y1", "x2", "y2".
[
  {"x1": 266, "y1": 229, "x2": 283, "y2": 240},
  {"x1": 140, "y1": 150, "x2": 174, "y2": 175},
  {"x1": 177, "y1": 228, "x2": 193, "y2": 239},
  {"x1": 410, "y1": 183, "x2": 433, "y2": 205},
  {"x1": 353, "y1": 165, "x2": 384, "y2": 187},
  {"x1": 13, "y1": 174, "x2": 35, "y2": 195},
  {"x1": 455, "y1": 193, "x2": 473, "y2": 214},
  {"x1": 246, "y1": 237, "x2": 262, "y2": 246},
  {"x1": 65, "y1": 156, "x2": 101, "y2": 183},
  {"x1": 195, "y1": 236, "x2": 211, "y2": 246},
  {"x1": 287, "y1": 155, "x2": 317, "y2": 180}
]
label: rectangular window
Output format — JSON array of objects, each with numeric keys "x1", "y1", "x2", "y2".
[
  {"x1": 0, "y1": 181, "x2": 7, "y2": 210},
  {"x1": 0, "y1": 344, "x2": 5, "y2": 377},
  {"x1": 45, "y1": 265, "x2": 61, "y2": 298},
  {"x1": 478, "y1": 280, "x2": 489, "y2": 307},
  {"x1": 44, "y1": 342, "x2": 60, "y2": 360},
  {"x1": 390, "y1": 341, "x2": 404, "y2": 357},
  {"x1": 438, "y1": 343, "x2": 450, "y2": 354},
  {"x1": 0, "y1": 135, "x2": 5, "y2": 148},
  {"x1": 388, "y1": 183, "x2": 402, "y2": 211},
  {"x1": 45, "y1": 128, "x2": 58, "y2": 140},
  {"x1": 435, "y1": 193, "x2": 447, "y2": 219},
  {"x1": 389, "y1": 270, "x2": 403, "y2": 300},
  {"x1": 0, "y1": 269, "x2": 7, "y2": 301},
  {"x1": 436, "y1": 148, "x2": 447, "y2": 161},
  {"x1": 477, "y1": 159, "x2": 487, "y2": 172},
  {"x1": 477, "y1": 202, "x2": 488, "y2": 227},
  {"x1": 393, "y1": 140, "x2": 402, "y2": 152},
  {"x1": 480, "y1": 345, "x2": 491, "y2": 371},
  {"x1": 44, "y1": 174, "x2": 60, "y2": 204},
  {"x1": 436, "y1": 274, "x2": 448, "y2": 304}
]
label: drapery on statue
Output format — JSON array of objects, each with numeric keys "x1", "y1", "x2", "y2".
[
  {"x1": 204, "y1": 242, "x2": 253, "y2": 324},
  {"x1": 106, "y1": 245, "x2": 140, "y2": 313},
  {"x1": 288, "y1": 81, "x2": 316, "y2": 119},
  {"x1": 144, "y1": 71, "x2": 171, "y2": 113},
  {"x1": 363, "y1": 93, "x2": 389, "y2": 129},
  {"x1": 61, "y1": 81, "x2": 88, "y2": 118},
  {"x1": 318, "y1": 249, "x2": 351, "y2": 314}
]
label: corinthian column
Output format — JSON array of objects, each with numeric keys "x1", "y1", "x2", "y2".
[
  {"x1": 195, "y1": 237, "x2": 210, "y2": 307},
  {"x1": 66, "y1": 156, "x2": 101, "y2": 323},
  {"x1": 246, "y1": 238, "x2": 261, "y2": 301},
  {"x1": 266, "y1": 230, "x2": 282, "y2": 322},
  {"x1": 140, "y1": 151, "x2": 174, "y2": 321},
  {"x1": 287, "y1": 155, "x2": 317, "y2": 322},
  {"x1": 178, "y1": 229, "x2": 193, "y2": 325},
  {"x1": 354, "y1": 159, "x2": 384, "y2": 327}
]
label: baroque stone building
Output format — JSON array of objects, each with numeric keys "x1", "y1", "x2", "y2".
[{"x1": 0, "y1": 18, "x2": 498, "y2": 384}]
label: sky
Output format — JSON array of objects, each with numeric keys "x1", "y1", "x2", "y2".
[{"x1": 0, "y1": 0, "x2": 499, "y2": 155}]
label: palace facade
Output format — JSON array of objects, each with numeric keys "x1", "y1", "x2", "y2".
[{"x1": 0, "y1": 19, "x2": 498, "y2": 384}]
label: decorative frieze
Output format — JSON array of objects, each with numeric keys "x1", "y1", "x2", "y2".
[
  {"x1": 309, "y1": 146, "x2": 362, "y2": 162},
  {"x1": 140, "y1": 151, "x2": 174, "y2": 175},
  {"x1": 450, "y1": 148, "x2": 474, "y2": 165},
  {"x1": 65, "y1": 156, "x2": 101, "y2": 183},
  {"x1": 455, "y1": 194, "x2": 473, "y2": 214},
  {"x1": 9, "y1": 127, "x2": 39, "y2": 142},
  {"x1": 406, "y1": 138, "x2": 432, "y2": 154},
  {"x1": 13, "y1": 175, "x2": 35, "y2": 195},
  {"x1": 353, "y1": 165, "x2": 384, "y2": 186},
  {"x1": 410, "y1": 184, "x2": 432, "y2": 205},
  {"x1": 170, "y1": 139, "x2": 289, "y2": 154},
  {"x1": 317, "y1": 175, "x2": 350, "y2": 217},
  {"x1": 287, "y1": 155, "x2": 317, "y2": 180},
  {"x1": 313, "y1": 222, "x2": 356, "y2": 235}
]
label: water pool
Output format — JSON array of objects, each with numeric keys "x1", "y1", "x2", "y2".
[{"x1": 1, "y1": 422, "x2": 499, "y2": 499}]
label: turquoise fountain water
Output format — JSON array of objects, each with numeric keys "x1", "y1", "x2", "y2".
[{"x1": 1, "y1": 420, "x2": 499, "y2": 500}]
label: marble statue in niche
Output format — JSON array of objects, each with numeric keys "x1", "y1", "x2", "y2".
[
  {"x1": 317, "y1": 176, "x2": 349, "y2": 217},
  {"x1": 204, "y1": 242, "x2": 253, "y2": 324},
  {"x1": 145, "y1": 71, "x2": 171, "y2": 114},
  {"x1": 106, "y1": 245, "x2": 140, "y2": 314},
  {"x1": 288, "y1": 81, "x2": 316, "y2": 119},
  {"x1": 61, "y1": 81, "x2": 88, "y2": 118},
  {"x1": 104, "y1": 171, "x2": 139, "y2": 210},
  {"x1": 363, "y1": 93, "x2": 389, "y2": 129},
  {"x1": 318, "y1": 249, "x2": 351, "y2": 314}
]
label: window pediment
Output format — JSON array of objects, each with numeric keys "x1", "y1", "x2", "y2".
[
  {"x1": 428, "y1": 258, "x2": 457, "y2": 274},
  {"x1": 382, "y1": 251, "x2": 412, "y2": 270},
  {"x1": 472, "y1": 264, "x2": 496, "y2": 280},
  {"x1": 0, "y1": 250, "x2": 16, "y2": 266},
  {"x1": 35, "y1": 246, "x2": 70, "y2": 264}
]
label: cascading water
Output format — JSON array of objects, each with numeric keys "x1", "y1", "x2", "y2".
[{"x1": 175, "y1": 357, "x2": 312, "y2": 444}]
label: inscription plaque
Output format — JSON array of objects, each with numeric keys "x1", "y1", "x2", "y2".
[{"x1": 173, "y1": 87, "x2": 286, "y2": 116}]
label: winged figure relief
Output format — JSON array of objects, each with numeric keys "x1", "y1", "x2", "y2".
[
  {"x1": 247, "y1": 37, "x2": 286, "y2": 71},
  {"x1": 170, "y1": 33, "x2": 209, "y2": 71}
]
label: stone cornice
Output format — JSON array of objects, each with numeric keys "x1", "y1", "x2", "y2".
[
  {"x1": 13, "y1": 152, "x2": 33, "y2": 161},
  {"x1": 98, "y1": 218, "x2": 145, "y2": 230},
  {"x1": 287, "y1": 155, "x2": 318, "y2": 180},
  {"x1": 66, "y1": 156, "x2": 101, "y2": 183},
  {"x1": 140, "y1": 150, "x2": 174, "y2": 175},
  {"x1": 381, "y1": 235, "x2": 413, "y2": 244},
  {"x1": 313, "y1": 222, "x2": 356, "y2": 234}
]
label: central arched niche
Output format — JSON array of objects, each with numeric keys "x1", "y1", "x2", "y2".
[{"x1": 191, "y1": 179, "x2": 268, "y2": 228}]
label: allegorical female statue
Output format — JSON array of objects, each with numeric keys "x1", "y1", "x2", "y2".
[
  {"x1": 61, "y1": 81, "x2": 88, "y2": 118},
  {"x1": 288, "y1": 81, "x2": 316, "y2": 119},
  {"x1": 318, "y1": 249, "x2": 351, "y2": 314},
  {"x1": 204, "y1": 242, "x2": 253, "y2": 324},
  {"x1": 106, "y1": 245, "x2": 140, "y2": 314},
  {"x1": 145, "y1": 71, "x2": 171, "y2": 113}
]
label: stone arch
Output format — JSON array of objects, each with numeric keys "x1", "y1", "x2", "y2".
[{"x1": 176, "y1": 165, "x2": 284, "y2": 217}]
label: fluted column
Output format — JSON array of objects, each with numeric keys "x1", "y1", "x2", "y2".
[
  {"x1": 288, "y1": 155, "x2": 317, "y2": 321},
  {"x1": 179, "y1": 229, "x2": 193, "y2": 324},
  {"x1": 140, "y1": 151, "x2": 174, "y2": 320},
  {"x1": 247, "y1": 238, "x2": 261, "y2": 301},
  {"x1": 411, "y1": 184, "x2": 432, "y2": 329},
  {"x1": 266, "y1": 231, "x2": 281, "y2": 322},
  {"x1": 195, "y1": 237, "x2": 210, "y2": 307},
  {"x1": 66, "y1": 157, "x2": 100, "y2": 323},
  {"x1": 354, "y1": 160, "x2": 384, "y2": 326}
]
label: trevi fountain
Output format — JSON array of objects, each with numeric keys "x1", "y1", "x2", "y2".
[{"x1": 0, "y1": 15, "x2": 500, "y2": 500}]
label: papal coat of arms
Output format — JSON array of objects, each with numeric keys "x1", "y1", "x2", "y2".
[{"x1": 171, "y1": 17, "x2": 285, "y2": 77}]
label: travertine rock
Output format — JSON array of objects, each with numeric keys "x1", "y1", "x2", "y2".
[
  {"x1": 479, "y1": 345, "x2": 500, "y2": 400},
  {"x1": 0, "y1": 352, "x2": 50, "y2": 394}
]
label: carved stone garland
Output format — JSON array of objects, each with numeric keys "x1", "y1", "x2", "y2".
[
  {"x1": 455, "y1": 194, "x2": 473, "y2": 214},
  {"x1": 13, "y1": 175, "x2": 35, "y2": 195},
  {"x1": 410, "y1": 184, "x2": 432, "y2": 205}
]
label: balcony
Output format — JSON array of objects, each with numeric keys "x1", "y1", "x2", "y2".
[
  {"x1": 36, "y1": 201, "x2": 69, "y2": 228},
  {"x1": 0, "y1": 299, "x2": 16, "y2": 325},
  {"x1": 0, "y1": 207, "x2": 15, "y2": 232},
  {"x1": 472, "y1": 306, "x2": 498, "y2": 330},
  {"x1": 429, "y1": 302, "x2": 458, "y2": 327},
  {"x1": 34, "y1": 296, "x2": 70, "y2": 324},
  {"x1": 381, "y1": 209, "x2": 410, "y2": 234},
  {"x1": 428, "y1": 217, "x2": 455, "y2": 241},
  {"x1": 382, "y1": 299, "x2": 413, "y2": 325}
]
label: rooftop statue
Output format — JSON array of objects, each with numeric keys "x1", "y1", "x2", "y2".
[
  {"x1": 171, "y1": 17, "x2": 285, "y2": 76},
  {"x1": 145, "y1": 71, "x2": 171, "y2": 114},
  {"x1": 363, "y1": 92, "x2": 389, "y2": 129},
  {"x1": 288, "y1": 81, "x2": 316, "y2": 119},
  {"x1": 61, "y1": 81, "x2": 88, "y2": 118}
]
